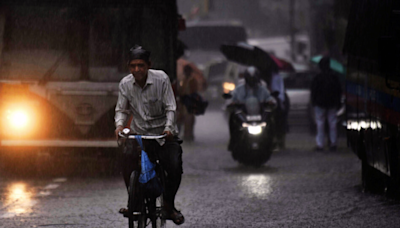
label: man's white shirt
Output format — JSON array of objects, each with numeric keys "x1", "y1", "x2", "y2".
[{"x1": 115, "y1": 69, "x2": 177, "y2": 139}]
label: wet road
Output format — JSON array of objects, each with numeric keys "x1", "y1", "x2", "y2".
[{"x1": 2, "y1": 103, "x2": 400, "y2": 227}]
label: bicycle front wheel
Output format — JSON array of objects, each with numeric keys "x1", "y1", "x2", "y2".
[
  {"x1": 128, "y1": 171, "x2": 147, "y2": 228},
  {"x1": 155, "y1": 194, "x2": 166, "y2": 228},
  {"x1": 154, "y1": 166, "x2": 167, "y2": 228}
]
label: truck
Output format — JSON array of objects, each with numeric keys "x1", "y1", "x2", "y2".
[{"x1": 0, "y1": 0, "x2": 180, "y2": 173}]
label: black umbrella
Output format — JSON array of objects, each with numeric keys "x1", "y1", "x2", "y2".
[{"x1": 220, "y1": 42, "x2": 279, "y2": 75}]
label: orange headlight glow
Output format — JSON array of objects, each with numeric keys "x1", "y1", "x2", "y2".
[
  {"x1": 6, "y1": 109, "x2": 29, "y2": 129},
  {"x1": 223, "y1": 82, "x2": 236, "y2": 94},
  {"x1": 2, "y1": 102, "x2": 40, "y2": 138}
]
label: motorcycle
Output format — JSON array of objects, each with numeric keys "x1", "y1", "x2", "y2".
[{"x1": 224, "y1": 93, "x2": 277, "y2": 167}]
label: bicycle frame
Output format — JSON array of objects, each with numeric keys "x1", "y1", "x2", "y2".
[{"x1": 118, "y1": 129, "x2": 167, "y2": 228}]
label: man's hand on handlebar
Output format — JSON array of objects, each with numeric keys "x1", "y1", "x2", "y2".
[
  {"x1": 162, "y1": 130, "x2": 174, "y2": 141},
  {"x1": 115, "y1": 125, "x2": 124, "y2": 140}
]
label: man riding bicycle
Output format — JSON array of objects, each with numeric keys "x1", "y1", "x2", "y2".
[{"x1": 115, "y1": 45, "x2": 185, "y2": 225}]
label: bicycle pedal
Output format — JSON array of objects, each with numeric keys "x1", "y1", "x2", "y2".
[{"x1": 122, "y1": 211, "x2": 141, "y2": 219}]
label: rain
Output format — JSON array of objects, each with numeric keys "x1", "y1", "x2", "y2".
[{"x1": 1, "y1": 0, "x2": 400, "y2": 227}]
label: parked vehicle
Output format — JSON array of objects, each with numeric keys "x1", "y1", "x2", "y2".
[
  {"x1": 281, "y1": 70, "x2": 316, "y2": 132},
  {"x1": 203, "y1": 60, "x2": 246, "y2": 99}
]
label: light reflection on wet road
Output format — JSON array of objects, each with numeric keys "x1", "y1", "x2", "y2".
[
  {"x1": 1, "y1": 183, "x2": 36, "y2": 218},
  {"x1": 0, "y1": 177, "x2": 69, "y2": 219},
  {"x1": 241, "y1": 174, "x2": 272, "y2": 199},
  {"x1": 1, "y1": 105, "x2": 400, "y2": 227}
]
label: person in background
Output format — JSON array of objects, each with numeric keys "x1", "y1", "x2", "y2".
[
  {"x1": 176, "y1": 64, "x2": 198, "y2": 141},
  {"x1": 310, "y1": 56, "x2": 342, "y2": 151},
  {"x1": 227, "y1": 66, "x2": 276, "y2": 151},
  {"x1": 231, "y1": 66, "x2": 275, "y2": 104},
  {"x1": 114, "y1": 45, "x2": 185, "y2": 225},
  {"x1": 270, "y1": 70, "x2": 289, "y2": 149}
]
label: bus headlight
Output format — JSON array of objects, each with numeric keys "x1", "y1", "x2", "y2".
[
  {"x1": 2, "y1": 103, "x2": 40, "y2": 137},
  {"x1": 6, "y1": 109, "x2": 29, "y2": 129}
]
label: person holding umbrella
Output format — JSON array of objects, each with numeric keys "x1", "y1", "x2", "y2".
[
  {"x1": 310, "y1": 56, "x2": 343, "y2": 151},
  {"x1": 227, "y1": 66, "x2": 276, "y2": 151}
]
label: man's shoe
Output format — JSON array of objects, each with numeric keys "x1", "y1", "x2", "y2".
[
  {"x1": 163, "y1": 208, "x2": 185, "y2": 225},
  {"x1": 163, "y1": 201, "x2": 185, "y2": 225},
  {"x1": 119, "y1": 208, "x2": 130, "y2": 217},
  {"x1": 329, "y1": 146, "x2": 337, "y2": 151}
]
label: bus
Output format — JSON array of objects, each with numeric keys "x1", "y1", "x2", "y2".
[
  {"x1": 0, "y1": 0, "x2": 180, "y2": 171},
  {"x1": 178, "y1": 20, "x2": 247, "y2": 99},
  {"x1": 344, "y1": 0, "x2": 400, "y2": 195}
]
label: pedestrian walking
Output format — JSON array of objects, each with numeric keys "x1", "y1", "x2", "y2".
[
  {"x1": 310, "y1": 56, "x2": 342, "y2": 151},
  {"x1": 176, "y1": 64, "x2": 198, "y2": 141}
]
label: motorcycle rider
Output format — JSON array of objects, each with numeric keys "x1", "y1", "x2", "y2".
[{"x1": 227, "y1": 66, "x2": 276, "y2": 151}]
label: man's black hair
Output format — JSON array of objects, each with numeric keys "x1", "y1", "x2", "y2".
[{"x1": 128, "y1": 45, "x2": 151, "y2": 64}]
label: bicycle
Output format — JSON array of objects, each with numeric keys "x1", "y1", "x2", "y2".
[{"x1": 118, "y1": 129, "x2": 167, "y2": 228}]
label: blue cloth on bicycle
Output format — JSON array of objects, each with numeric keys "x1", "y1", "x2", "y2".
[{"x1": 135, "y1": 136, "x2": 156, "y2": 184}]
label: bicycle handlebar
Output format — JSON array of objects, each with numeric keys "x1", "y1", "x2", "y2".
[{"x1": 118, "y1": 130, "x2": 167, "y2": 140}]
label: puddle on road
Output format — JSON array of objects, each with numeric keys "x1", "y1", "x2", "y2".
[
  {"x1": 1, "y1": 177, "x2": 67, "y2": 218},
  {"x1": 0, "y1": 182, "x2": 36, "y2": 218}
]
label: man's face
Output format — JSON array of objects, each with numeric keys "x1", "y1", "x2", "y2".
[{"x1": 128, "y1": 59, "x2": 150, "y2": 81}]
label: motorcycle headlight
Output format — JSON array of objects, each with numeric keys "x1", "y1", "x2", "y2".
[
  {"x1": 242, "y1": 122, "x2": 266, "y2": 135},
  {"x1": 248, "y1": 126, "x2": 262, "y2": 135}
]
